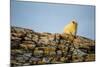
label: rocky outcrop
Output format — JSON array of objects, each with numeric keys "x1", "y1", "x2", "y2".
[{"x1": 11, "y1": 26, "x2": 95, "y2": 66}]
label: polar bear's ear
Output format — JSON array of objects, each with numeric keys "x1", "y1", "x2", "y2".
[
  {"x1": 71, "y1": 19, "x2": 77, "y2": 24},
  {"x1": 72, "y1": 21, "x2": 76, "y2": 24}
]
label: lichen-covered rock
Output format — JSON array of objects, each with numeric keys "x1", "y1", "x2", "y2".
[
  {"x1": 72, "y1": 55, "x2": 84, "y2": 62},
  {"x1": 33, "y1": 48, "x2": 44, "y2": 57},
  {"x1": 20, "y1": 43, "x2": 36, "y2": 50},
  {"x1": 85, "y1": 54, "x2": 95, "y2": 61},
  {"x1": 11, "y1": 26, "x2": 95, "y2": 66}
]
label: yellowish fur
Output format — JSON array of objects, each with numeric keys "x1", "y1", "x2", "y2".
[{"x1": 64, "y1": 20, "x2": 77, "y2": 36}]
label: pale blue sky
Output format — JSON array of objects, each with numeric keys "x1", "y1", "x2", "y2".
[{"x1": 11, "y1": 0, "x2": 95, "y2": 40}]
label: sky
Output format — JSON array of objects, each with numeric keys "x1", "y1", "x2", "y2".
[{"x1": 11, "y1": 0, "x2": 95, "y2": 40}]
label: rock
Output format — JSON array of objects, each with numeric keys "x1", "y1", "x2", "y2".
[
  {"x1": 23, "y1": 53, "x2": 32, "y2": 57},
  {"x1": 11, "y1": 49, "x2": 24, "y2": 55},
  {"x1": 38, "y1": 37, "x2": 49, "y2": 46},
  {"x1": 23, "y1": 63, "x2": 30, "y2": 66},
  {"x1": 49, "y1": 51, "x2": 56, "y2": 56},
  {"x1": 20, "y1": 43, "x2": 36, "y2": 50},
  {"x1": 60, "y1": 57, "x2": 66, "y2": 62},
  {"x1": 48, "y1": 34, "x2": 55, "y2": 41},
  {"x1": 42, "y1": 57, "x2": 50, "y2": 63},
  {"x1": 16, "y1": 56, "x2": 25, "y2": 63},
  {"x1": 29, "y1": 57, "x2": 41, "y2": 62},
  {"x1": 12, "y1": 27, "x2": 26, "y2": 33},
  {"x1": 24, "y1": 37, "x2": 32, "y2": 41},
  {"x1": 26, "y1": 33, "x2": 32, "y2": 38},
  {"x1": 72, "y1": 55, "x2": 84, "y2": 62},
  {"x1": 32, "y1": 34, "x2": 39, "y2": 42},
  {"x1": 73, "y1": 36, "x2": 95, "y2": 49},
  {"x1": 55, "y1": 33, "x2": 61, "y2": 44},
  {"x1": 11, "y1": 36, "x2": 22, "y2": 40},
  {"x1": 11, "y1": 40, "x2": 21, "y2": 49},
  {"x1": 33, "y1": 48, "x2": 44, "y2": 57},
  {"x1": 22, "y1": 41, "x2": 34, "y2": 44},
  {"x1": 57, "y1": 50, "x2": 62, "y2": 55},
  {"x1": 11, "y1": 32, "x2": 24, "y2": 38},
  {"x1": 85, "y1": 54, "x2": 95, "y2": 61},
  {"x1": 58, "y1": 44, "x2": 65, "y2": 50},
  {"x1": 11, "y1": 26, "x2": 95, "y2": 66}
]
